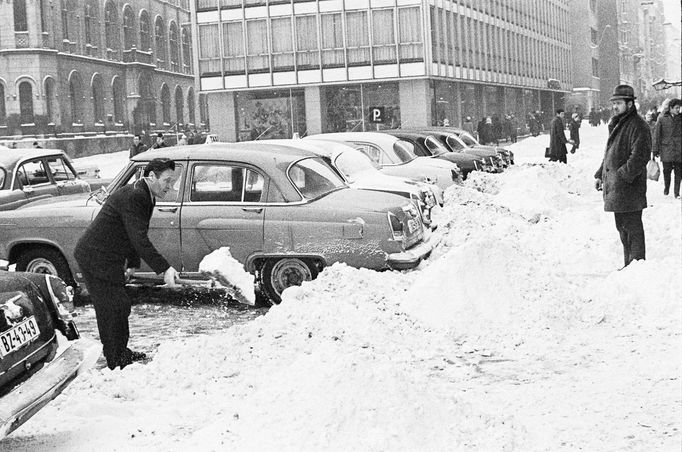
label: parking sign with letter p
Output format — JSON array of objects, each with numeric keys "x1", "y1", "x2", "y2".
[{"x1": 369, "y1": 107, "x2": 385, "y2": 124}]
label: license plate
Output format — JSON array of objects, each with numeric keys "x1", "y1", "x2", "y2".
[
  {"x1": 407, "y1": 218, "x2": 420, "y2": 233},
  {"x1": 0, "y1": 317, "x2": 41, "y2": 357}
]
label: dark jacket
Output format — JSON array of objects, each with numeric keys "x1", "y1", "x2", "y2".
[
  {"x1": 151, "y1": 141, "x2": 168, "y2": 150},
  {"x1": 569, "y1": 119, "x2": 581, "y2": 145},
  {"x1": 129, "y1": 143, "x2": 147, "y2": 159},
  {"x1": 74, "y1": 179, "x2": 170, "y2": 284},
  {"x1": 549, "y1": 116, "x2": 567, "y2": 159},
  {"x1": 594, "y1": 106, "x2": 651, "y2": 212},
  {"x1": 652, "y1": 112, "x2": 681, "y2": 163}
]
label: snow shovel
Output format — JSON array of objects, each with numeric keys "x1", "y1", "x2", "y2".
[{"x1": 130, "y1": 272, "x2": 254, "y2": 306}]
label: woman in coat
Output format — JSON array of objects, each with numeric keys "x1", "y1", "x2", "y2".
[
  {"x1": 548, "y1": 109, "x2": 569, "y2": 163},
  {"x1": 652, "y1": 98, "x2": 682, "y2": 197}
]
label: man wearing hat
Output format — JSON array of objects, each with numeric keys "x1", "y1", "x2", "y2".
[
  {"x1": 594, "y1": 85, "x2": 652, "y2": 268},
  {"x1": 74, "y1": 158, "x2": 179, "y2": 370}
]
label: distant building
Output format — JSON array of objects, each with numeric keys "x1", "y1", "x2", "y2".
[
  {"x1": 0, "y1": 0, "x2": 201, "y2": 154},
  {"x1": 192, "y1": 0, "x2": 572, "y2": 141}
]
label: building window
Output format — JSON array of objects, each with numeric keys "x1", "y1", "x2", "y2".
[
  {"x1": 156, "y1": 17, "x2": 167, "y2": 69},
  {"x1": 45, "y1": 78, "x2": 56, "y2": 123},
  {"x1": 61, "y1": 0, "x2": 79, "y2": 44},
  {"x1": 198, "y1": 0, "x2": 219, "y2": 11},
  {"x1": 398, "y1": 7, "x2": 423, "y2": 62},
  {"x1": 296, "y1": 15, "x2": 319, "y2": 69},
  {"x1": 182, "y1": 27, "x2": 193, "y2": 74},
  {"x1": 246, "y1": 20, "x2": 269, "y2": 73},
  {"x1": 200, "y1": 23, "x2": 221, "y2": 76},
  {"x1": 0, "y1": 84, "x2": 6, "y2": 126},
  {"x1": 346, "y1": 11, "x2": 370, "y2": 65},
  {"x1": 187, "y1": 88, "x2": 196, "y2": 125},
  {"x1": 372, "y1": 9, "x2": 396, "y2": 64},
  {"x1": 19, "y1": 82, "x2": 34, "y2": 125},
  {"x1": 140, "y1": 11, "x2": 152, "y2": 51},
  {"x1": 321, "y1": 13, "x2": 344, "y2": 67},
  {"x1": 112, "y1": 77, "x2": 125, "y2": 124},
  {"x1": 161, "y1": 84, "x2": 171, "y2": 124},
  {"x1": 69, "y1": 74, "x2": 84, "y2": 124},
  {"x1": 175, "y1": 86, "x2": 184, "y2": 124},
  {"x1": 592, "y1": 57, "x2": 599, "y2": 77},
  {"x1": 235, "y1": 89, "x2": 306, "y2": 141},
  {"x1": 589, "y1": 0, "x2": 596, "y2": 12},
  {"x1": 322, "y1": 82, "x2": 400, "y2": 133},
  {"x1": 84, "y1": 0, "x2": 100, "y2": 53},
  {"x1": 14, "y1": 0, "x2": 28, "y2": 32},
  {"x1": 92, "y1": 75, "x2": 105, "y2": 124},
  {"x1": 105, "y1": 0, "x2": 120, "y2": 51},
  {"x1": 271, "y1": 17, "x2": 294, "y2": 71},
  {"x1": 222, "y1": 22, "x2": 244, "y2": 74},
  {"x1": 170, "y1": 22, "x2": 180, "y2": 72},
  {"x1": 139, "y1": 74, "x2": 156, "y2": 125},
  {"x1": 123, "y1": 6, "x2": 136, "y2": 50}
]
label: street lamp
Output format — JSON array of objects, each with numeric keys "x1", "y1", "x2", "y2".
[{"x1": 652, "y1": 78, "x2": 682, "y2": 91}]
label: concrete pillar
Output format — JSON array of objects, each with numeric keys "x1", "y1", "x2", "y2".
[
  {"x1": 399, "y1": 79, "x2": 432, "y2": 128},
  {"x1": 454, "y1": 83, "x2": 462, "y2": 127},
  {"x1": 304, "y1": 86, "x2": 324, "y2": 136},
  {"x1": 207, "y1": 91, "x2": 237, "y2": 142}
]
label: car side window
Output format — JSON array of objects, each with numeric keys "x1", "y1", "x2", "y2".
[
  {"x1": 351, "y1": 142, "x2": 385, "y2": 166},
  {"x1": 18, "y1": 159, "x2": 51, "y2": 186},
  {"x1": 46, "y1": 156, "x2": 77, "y2": 181},
  {"x1": 119, "y1": 164, "x2": 183, "y2": 203},
  {"x1": 446, "y1": 135, "x2": 465, "y2": 151},
  {"x1": 0, "y1": 168, "x2": 5, "y2": 190},
  {"x1": 191, "y1": 164, "x2": 264, "y2": 203}
]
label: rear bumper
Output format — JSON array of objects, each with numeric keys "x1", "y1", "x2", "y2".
[
  {"x1": 0, "y1": 338, "x2": 100, "y2": 439},
  {"x1": 387, "y1": 239, "x2": 433, "y2": 270}
]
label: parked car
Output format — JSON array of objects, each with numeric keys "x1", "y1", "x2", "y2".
[
  {"x1": 0, "y1": 143, "x2": 432, "y2": 303},
  {"x1": 1, "y1": 271, "x2": 96, "y2": 439},
  {"x1": 306, "y1": 132, "x2": 461, "y2": 191},
  {"x1": 254, "y1": 139, "x2": 442, "y2": 227},
  {"x1": 443, "y1": 127, "x2": 515, "y2": 165},
  {"x1": 0, "y1": 149, "x2": 92, "y2": 211},
  {"x1": 378, "y1": 130, "x2": 494, "y2": 179}
]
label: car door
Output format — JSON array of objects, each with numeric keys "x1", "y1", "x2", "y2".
[
  {"x1": 113, "y1": 163, "x2": 184, "y2": 274},
  {"x1": 180, "y1": 161, "x2": 265, "y2": 272},
  {"x1": 45, "y1": 154, "x2": 90, "y2": 195},
  {"x1": 15, "y1": 158, "x2": 58, "y2": 204}
]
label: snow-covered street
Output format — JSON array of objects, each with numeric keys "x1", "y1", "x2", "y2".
[{"x1": 1, "y1": 124, "x2": 680, "y2": 451}]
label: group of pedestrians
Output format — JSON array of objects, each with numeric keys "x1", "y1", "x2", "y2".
[
  {"x1": 546, "y1": 109, "x2": 581, "y2": 163},
  {"x1": 472, "y1": 113, "x2": 520, "y2": 145},
  {"x1": 129, "y1": 132, "x2": 171, "y2": 158},
  {"x1": 587, "y1": 107, "x2": 613, "y2": 127}
]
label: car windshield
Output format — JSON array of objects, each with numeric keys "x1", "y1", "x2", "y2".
[
  {"x1": 288, "y1": 157, "x2": 346, "y2": 200},
  {"x1": 424, "y1": 136, "x2": 449, "y2": 155},
  {"x1": 391, "y1": 140, "x2": 417, "y2": 163},
  {"x1": 459, "y1": 132, "x2": 479, "y2": 147},
  {"x1": 445, "y1": 135, "x2": 466, "y2": 151},
  {"x1": 334, "y1": 150, "x2": 379, "y2": 182},
  {"x1": 0, "y1": 168, "x2": 5, "y2": 190}
]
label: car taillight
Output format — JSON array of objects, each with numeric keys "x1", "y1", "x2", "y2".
[
  {"x1": 45, "y1": 275, "x2": 75, "y2": 317},
  {"x1": 387, "y1": 212, "x2": 404, "y2": 241},
  {"x1": 451, "y1": 168, "x2": 459, "y2": 181}
]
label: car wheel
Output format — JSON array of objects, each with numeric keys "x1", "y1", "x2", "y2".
[
  {"x1": 16, "y1": 247, "x2": 74, "y2": 285},
  {"x1": 261, "y1": 258, "x2": 318, "y2": 305}
]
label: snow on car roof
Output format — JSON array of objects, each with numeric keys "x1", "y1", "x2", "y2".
[{"x1": 0, "y1": 148, "x2": 69, "y2": 168}]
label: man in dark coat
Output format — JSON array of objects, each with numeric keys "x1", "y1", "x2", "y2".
[
  {"x1": 150, "y1": 132, "x2": 168, "y2": 149},
  {"x1": 652, "y1": 98, "x2": 681, "y2": 197},
  {"x1": 569, "y1": 113, "x2": 581, "y2": 154},
  {"x1": 129, "y1": 135, "x2": 147, "y2": 159},
  {"x1": 74, "y1": 158, "x2": 179, "y2": 370},
  {"x1": 594, "y1": 85, "x2": 651, "y2": 268},
  {"x1": 548, "y1": 109, "x2": 570, "y2": 163}
]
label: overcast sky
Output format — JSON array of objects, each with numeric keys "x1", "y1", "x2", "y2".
[{"x1": 661, "y1": 0, "x2": 681, "y2": 25}]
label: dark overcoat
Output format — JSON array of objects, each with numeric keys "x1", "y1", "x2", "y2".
[
  {"x1": 569, "y1": 119, "x2": 581, "y2": 145},
  {"x1": 74, "y1": 179, "x2": 170, "y2": 284},
  {"x1": 594, "y1": 107, "x2": 652, "y2": 212},
  {"x1": 652, "y1": 112, "x2": 681, "y2": 163},
  {"x1": 549, "y1": 116, "x2": 567, "y2": 159}
]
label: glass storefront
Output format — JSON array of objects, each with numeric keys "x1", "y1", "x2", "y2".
[
  {"x1": 432, "y1": 80, "x2": 460, "y2": 127},
  {"x1": 322, "y1": 82, "x2": 400, "y2": 132},
  {"x1": 460, "y1": 83, "x2": 482, "y2": 123},
  {"x1": 235, "y1": 89, "x2": 306, "y2": 141}
]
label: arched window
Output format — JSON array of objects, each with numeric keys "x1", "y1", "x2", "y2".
[
  {"x1": 139, "y1": 74, "x2": 156, "y2": 125},
  {"x1": 139, "y1": 11, "x2": 151, "y2": 52},
  {"x1": 123, "y1": 6, "x2": 135, "y2": 50},
  {"x1": 104, "y1": 1, "x2": 120, "y2": 51},
  {"x1": 187, "y1": 88, "x2": 195, "y2": 126},
  {"x1": 182, "y1": 27, "x2": 193, "y2": 74},
  {"x1": 44, "y1": 78, "x2": 56, "y2": 124},
  {"x1": 84, "y1": 0, "x2": 100, "y2": 53},
  {"x1": 161, "y1": 84, "x2": 171, "y2": 124},
  {"x1": 69, "y1": 73, "x2": 84, "y2": 124},
  {"x1": 13, "y1": 0, "x2": 28, "y2": 32},
  {"x1": 155, "y1": 17, "x2": 167, "y2": 69},
  {"x1": 112, "y1": 77, "x2": 125, "y2": 124},
  {"x1": 175, "y1": 86, "x2": 184, "y2": 125},
  {"x1": 19, "y1": 82, "x2": 34, "y2": 125},
  {"x1": 61, "y1": 0, "x2": 79, "y2": 44},
  {"x1": 92, "y1": 75, "x2": 105, "y2": 124},
  {"x1": 169, "y1": 22, "x2": 180, "y2": 72},
  {"x1": 0, "y1": 84, "x2": 6, "y2": 126}
]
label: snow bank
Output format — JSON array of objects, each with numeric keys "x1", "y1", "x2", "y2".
[{"x1": 198, "y1": 247, "x2": 256, "y2": 305}]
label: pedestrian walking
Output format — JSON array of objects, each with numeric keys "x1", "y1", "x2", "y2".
[
  {"x1": 569, "y1": 113, "x2": 581, "y2": 154},
  {"x1": 129, "y1": 134, "x2": 148, "y2": 159},
  {"x1": 462, "y1": 116, "x2": 475, "y2": 137},
  {"x1": 74, "y1": 158, "x2": 179, "y2": 370},
  {"x1": 150, "y1": 132, "x2": 168, "y2": 149},
  {"x1": 548, "y1": 109, "x2": 571, "y2": 163},
  {"x1": 479, "y1": 117, "x2": 495, "y2": 145},
  {"x1": 652, "y1": 98, "x2": 681, "y2": 198},
  {"x1": 177, "y1": 134, "x2": 188, "y2": 146},
  {"x1": 32, "y1": 141, "x2": 43, "y2": 149},
  {"x1": 594, "y1": 85, "x2": 651, "y2": 268}
]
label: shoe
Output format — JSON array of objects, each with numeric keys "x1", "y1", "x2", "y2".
[
  {"x1": 663, "y1": 187, "x2": 669, "y2": 195},
  {"x1": 118, "y1": 352, "x2": 134, "y2": 370},
  {"x1": 125, "y1": 348, "x2": 147, "y2": 362}
]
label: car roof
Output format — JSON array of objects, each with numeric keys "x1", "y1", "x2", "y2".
[
  {"x1": 306, "y1": 132, "x2": 400, "y2": 147},
  {"x1": 256, "y1": 139, "x2": 357, "y2": 160},
  {"x1": 0, "y1": 148, "x2": 68, "y2": 168},
  {"x1": 379, "y1": 130, "x2": 435, "y2": 140}
]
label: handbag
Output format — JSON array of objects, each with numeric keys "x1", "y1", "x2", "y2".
[{"x1": 646, "y1": 158, "x2": 660, "y2": 181}]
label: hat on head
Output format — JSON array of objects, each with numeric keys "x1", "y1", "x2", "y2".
[{"x1": 610, "y1": 84, "x2": 636, "y2": 101}]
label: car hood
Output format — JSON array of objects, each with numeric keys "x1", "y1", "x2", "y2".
[
  {"x1": 349, "y1": 171, "x2": 418, "y2": 196},
  {"x1": 463, "y1": 147, "x2": 497, "y2": 158},
  {"x1": 16, "y1": 192, "x2": 94, "y2": 211},
  {"x1": 414, "y1": 156, "x2": 457, "y2": 169},
  {"x1": 313, "y1": 187, "x2": 411, "y2": 213},
  {"x1": 438, "y1": 153, "x2": 481, "y2": 164}
]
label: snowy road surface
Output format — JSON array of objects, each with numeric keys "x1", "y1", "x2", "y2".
[{"x1": 1, "y1": 124, "x2": 679, "y2": 451}]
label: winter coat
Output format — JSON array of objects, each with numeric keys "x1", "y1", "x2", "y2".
[
  {"x1": 594, "y1": 106, "x2": 651, "y2": 212},
  {"x1": 462, "y1": 120, "x2": 475, "y2": 136},
  {"x1": 129, "y1": 143, "x2": 147, "y2": 159},
  {"x1": 569, "y1": 119, "x2": 581, "y2": 145},
  {"x1": 652, "y1": 112, "x2": 681, "y2": 163},
  {"x1": 548, "y1": 116, "x2": 567, "y2": 159}
]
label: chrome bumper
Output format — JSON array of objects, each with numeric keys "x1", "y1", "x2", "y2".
[{"x1": 387, "y1": 239, "x2": 433, "y2": 270}]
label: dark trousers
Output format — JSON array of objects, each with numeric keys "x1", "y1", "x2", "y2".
[
  {"x1": 614, "y1": 211, "x2": 645, "y2": 267},
  {"x1": 662, "y1": 161, "x2": 681, "y2": 196},
  {"x1": 81, "y1": 270, "x2": 131, "y2": 368}
]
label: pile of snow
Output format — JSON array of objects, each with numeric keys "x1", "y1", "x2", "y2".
[
  {"x1": 2, "y1": 124, "x2": 679, "y2": 452},
  {"x1": 198, "y1": 247, "x2": 256, "y2": 305},
  {"x1": 72, "y1": 150, "x2": 129, "y2": 179}
]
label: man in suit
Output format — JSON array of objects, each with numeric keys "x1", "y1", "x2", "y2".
[
  {"x1": 74, "y1": 158, "x2": 179, "y2": 370},
  {"x1": 548, "y1": 109, "x2": 573, "y2": 163}
]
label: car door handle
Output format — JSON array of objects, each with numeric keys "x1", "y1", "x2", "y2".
[
  {"x1": 242, "y1": 207, "x2": 263, "y2": 213},
  {"x1": 158, "y1": 206, "x2": 178, "y2": 213}
]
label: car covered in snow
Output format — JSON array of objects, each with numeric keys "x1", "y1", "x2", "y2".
[
  {"x1": 0, "y1": 271, "x2": 95, "y2": 438},
  {"x1": 0, "y1": 143, "x2": 432, "y2": 303},
  {"x1": 305, "y1": 132, "x2": 461, "y2": 191},
  {"x1": 441, "y1": 127, "x2": 515, "y2": 165},
  {"x1": 0, "y1": 149, "x2": 92, "y2": 211}
]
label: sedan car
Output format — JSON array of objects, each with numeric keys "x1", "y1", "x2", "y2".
[
  {"x1": 252, "y1": 139, "x2": 441, "y2": 227},
  {"x1": 0, "y1": 149, "x2": 93, "y2": 211},
  {"x1": 1, "y1": 271, "x2": 96, "y2": 438},
  {"x1": 306, "y1": 132, "x2": 461, "y2": 191},
  {"x1": 442, "y1": 127, "x2": 515, "y2": 165},
  {"x1": 0, "y1": 143, "x2": 432, "y2": 303}
]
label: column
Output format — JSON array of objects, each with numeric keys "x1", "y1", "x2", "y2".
[
  {"x1": 207, "y1": 91, "x2": 237, "y2": 142},
  {"x1": 399, "y1": 79, "x2": 432, "y2": 127},
  {"x1": 304, "y1": 86, "x2": 324, "y2": 136}
]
